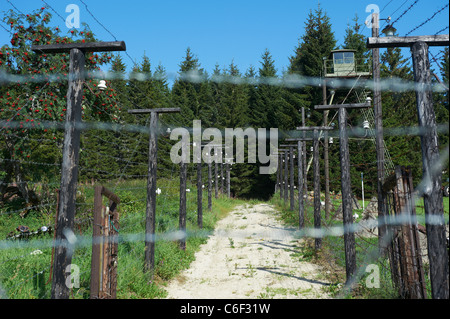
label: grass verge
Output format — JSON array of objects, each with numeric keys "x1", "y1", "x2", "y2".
[{"x1": 0, "y1": 179, "x2": 244, "y2": 299}]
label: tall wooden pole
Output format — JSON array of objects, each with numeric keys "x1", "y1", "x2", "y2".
[
  {"x1": 128, "y1": 107, "x2": 181, "y2": 276},
  {"x1": 179, "y1": 157, "x2": 187, "y2": 250},
  {"x1": 297, "y1": 141, "x2": 304, "y2": 229},
  {"x1": 286, "y1": 138, "x2": 314, "y2": 230},
  {"x1": 32, "y1": 41, "x2": 126, "y2": 299},
  {"x1": 371, "y1": 12, "x2": 387, "y2": 248},
  {"x1": 295, "y1": 127, "x2": 333, "y2": 250},
  {"x1": 411, "y1": 41, "x2": 448, "y2": 299},
  {"x1": 208, "y1": 162, "x2": 212, "y2": 211},
  {"x1": 322, "y1": 78, "x2": 331, "y2": 219},
  {"x1": 220, "y1": 161, "x2": 224, "y2": 195},
  {"x1": 215, "y1": 160, "x2": 219, "y2": 199},
  {"x1": 280, "y1": 144, "x2": 298, "y2": 212},
  {"x1": 367, "y1": 33, "x2": 449, "y2": 299},
  {"x1": 280, "y1": 152, "x2": 284, "y2": 201},
  {"x1": 301, "y1": 108, "x2": 308, "y2": 197},
  {"x1": 197, "y1": 162, "x2": 203, "y2": 229},
  {"x1": 275, "y1": 153, "x2": 280, "y2": 193},
  {"x1": 226, "y1": 162, "x2": 231, "y2": 198},
  {"x1": 338, "y1": 107, "x2": 356, "y2": 283},
  {"x1": 284, "y1": 149, "x2": 288, "y2": 205},
  {"x1": 289, "y1": 145, "x2": 295, "y2": 211},
  {"x1": 51, "y1": 48, "x2": 84, "y2": 299},
  {"x1": 313, "y1": 129, "x2": 321, "y2": 250},
  {"x1": 315, "y1": 102, "x2": 371, "y2": 283}
]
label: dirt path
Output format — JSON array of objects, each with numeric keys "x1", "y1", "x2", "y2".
[{"x1": 164, "y1": 203, "x2": 331, "y2": 299}]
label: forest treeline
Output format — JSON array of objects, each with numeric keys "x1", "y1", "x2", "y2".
[{"x1": 1, "y1": 5, "x2": 448, "y2": 202}]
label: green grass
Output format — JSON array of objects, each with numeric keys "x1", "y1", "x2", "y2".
[{"x1": 0, "y1": 179, "x2": 243, "y2": 299}]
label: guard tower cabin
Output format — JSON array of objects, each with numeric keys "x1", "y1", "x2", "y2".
[{"x1": 324, "y1": 49, "x2": 371, "y2": 78}]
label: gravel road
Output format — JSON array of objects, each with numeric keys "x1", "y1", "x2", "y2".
[{"x1": 164, "y1": 203, "x2": 331, "y2": 299}]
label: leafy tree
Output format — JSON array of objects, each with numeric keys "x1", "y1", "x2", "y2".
[{"x1": 0, "y1": 7, "x2": 116, "y2": 204}]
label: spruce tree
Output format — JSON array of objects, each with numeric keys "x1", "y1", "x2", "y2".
[
  {"x1": 171, "y1": 47, "x2": 203, "y2": 126},
  {"x1": 288, "y1": 4, "x2": 336, "y2": 123}
]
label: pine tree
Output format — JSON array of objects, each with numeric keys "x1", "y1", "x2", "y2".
[
  {"x1": 171, "y1": 47, "x2": 203, "y2": 126},
  {"x1": 221, "y1": 61, "x2": 249, "y2": 128},
  {"x1": 288, "y1": 4, "x2": 336, "y2": 123},
  {"x1": 251, "y1": 49, "x2": 283, "y2": 129},
  {"x1": 343, "y1": 15, "x2": 371, "y2": 62}
]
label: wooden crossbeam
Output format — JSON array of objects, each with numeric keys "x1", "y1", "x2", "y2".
[
  {"x1": 367, "y1": 34, "x2": 449, "y2": 48},
  {"x1": 314, "y1": 102, "x2": 371, "y2": 110},
  {"x1": 31, "y1": 41, "x2": 126, "y2": 53},
  {"x1": 296, "y1": 126, "x2": 334, "y2": 131},
  {"x1": 285, "y1": 137, "x2": 314, "y2": 142},
  {"x1": 128, "y1": 107, "x2": 181, "y2": 114}
]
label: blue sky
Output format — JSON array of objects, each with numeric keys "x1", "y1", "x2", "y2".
[{"x1": 1, "y1": 0, "x2": 449, "y2": 78}]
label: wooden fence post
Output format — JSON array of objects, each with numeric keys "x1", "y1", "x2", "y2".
[
  {"x1": 90, "y1": 186, "x2": 102, "y2": 299},
  {"x1": 31, "y1": 41, "x2": 126, "y2": 299},
  {"x1": 289, "y1": 145, "x2": 295, "y2": 211},
  {"x1": 197, "y1": 162, "x2": 203, "y2": 229},
  {"x1": 215, "y1": 159, "x2": 219, "y2": 199},
  {"x1": 337, "y1": 108, "x2": 356, "y2": 282},
  {"x1": 275, "y1": 153, "x2": 280, "y2": 193},
  {"x1": 297, "y1": 141, "x2": 304, "y2": 229},
  {"x1": 179, "y1": 158, "x2": 187, "y2": 250},
  {"x1": 90, "y1": 186, "x2": 120, "y2": 299},
  {"x1": 226, "y1": 161, "x2": 231, "y2": 198},
  {"x1": 128, "y1": 108, "x2": 180, "y2": 276},
  {"x1": 284, "y1": 149, "x2": 288, "y2": 205},
  {"x1": 411, "y1": 41, "x2": 448, "y2": 299},
  {"x1": 285, "y1": 138, "x2": 313, "y2": 230},
  {"x1": 295, "y1": 127, "x2": 333, "y2": 250},
  {"x1": 313, "y1": 129, "x2": 321, "y2": 250},
  {"x1": 367, "y1": 33, "x2": 449, "y2": 299},
  {"x1": 315, "y1": 102, "x2": 370, "y2": 283},
  {"x1": 280, "y1": 152, "x2": 284, "y2": 201},
  {"x1": 208, "y1": 162, "x2": 212, "y2": 211}
]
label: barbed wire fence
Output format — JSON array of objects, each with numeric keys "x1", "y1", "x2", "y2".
[{"x1": 0, "y1": 0, "x2": 449, "y2": 299}]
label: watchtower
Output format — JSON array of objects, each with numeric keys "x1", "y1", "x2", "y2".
[{"x1": 324, "y1": 49, "x2": 371, "y2": 78}]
